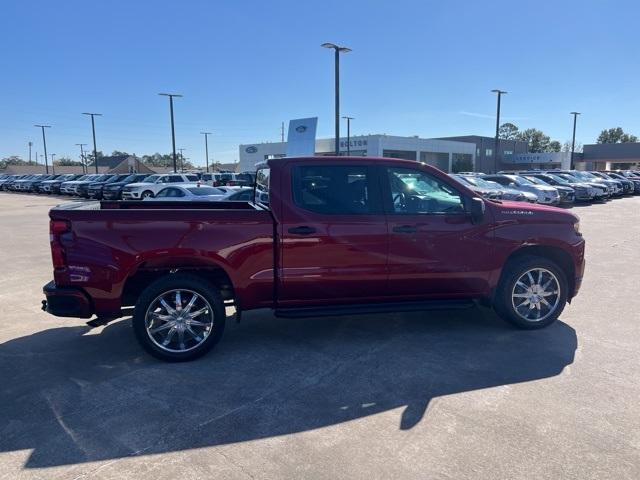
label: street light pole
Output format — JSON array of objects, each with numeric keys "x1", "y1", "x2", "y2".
[
  {"x1": 28, "y1": 141, "x2": 32, "y2": 163},
  {"x1": 570, "y1": 112, "x2": 581, "y2": 170},
  {"x1": 34, "y1": 125, "x2": 51, "y2": 174},
  {"x1": 82, "y1": 112, "x2": 102, "y2": 173},
  {"x1": 200, "y1": 132, "x2": 211, "y2": 173},
  {"x1": 178, "y1": 148, "x2": 185, "y2": 172},
  {"x1": 159, "y1": 93, "x2": 182, "y2": 172},
  {"x1": 342, "y1": 116, "x2": 354, "y2": 155},
  {"x1": 491, "y1": 89, "x2": 507, "y2": 173},
  {"x1": 321, "y1": 43, "x2": 351, "y2": 155},
  {"x1": 76, "y1": 143, "x2": 88, "y2": 173}
]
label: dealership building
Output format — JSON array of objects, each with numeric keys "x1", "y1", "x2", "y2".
[
  {"x1": 239, "y1": 132, "x2": 640, "y2": 174},
  {"x1": 239, "y1": 134, "x2": 476, "y2": 173}
]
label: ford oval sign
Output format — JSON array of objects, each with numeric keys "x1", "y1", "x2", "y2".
[
  {"x1": 245, "y1": 146, "x2": 258, "y2": 154},
  {"x1": 295, "y1": 125, "x2": 307, "y2": 133}
]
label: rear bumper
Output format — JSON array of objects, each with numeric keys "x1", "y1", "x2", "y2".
[{"x1": 42, "y1": 280, "x2": 93, "y2": 318}]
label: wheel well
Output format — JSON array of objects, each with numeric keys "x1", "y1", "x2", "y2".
[
  {"x1": 121, "y1": 267, "x2": 235, "y2": 307},
  {"x1": 503, "y1": 246, "x2": 575, "y2": 299}
]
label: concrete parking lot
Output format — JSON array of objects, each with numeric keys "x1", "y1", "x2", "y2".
[{"x1": 0, "y1": 192, "x2": 638, "y2": 480}]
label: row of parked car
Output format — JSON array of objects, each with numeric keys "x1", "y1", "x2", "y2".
[
  {"x1": 2, "y1": 168, "x2": 639, "y2": 206},
  {"x1": 0, "y1": 171, "x2": 257, "y2": 201},
  {"x1": 449, "y1": 169, "x2": 640, "y2": 205}
]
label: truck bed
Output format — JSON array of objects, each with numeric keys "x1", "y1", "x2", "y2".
[
  {"x1": 52, "y1": 200, "x2": 266, "y2": 211},
  {"x1": 49, "y1": 200, "x2": 276, "y2": 316}
]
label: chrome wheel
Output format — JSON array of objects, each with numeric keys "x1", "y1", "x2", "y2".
[
  {"x1": 511, "y1": 268, "x2": 561, "y2": 322},
  {"x1": 145, "y1": 289, "x2": 214, "y2": 353}
]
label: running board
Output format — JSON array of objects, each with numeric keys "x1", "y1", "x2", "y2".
[{"x1": 274, "y1": 299, "x2": 475, "y2": 319}]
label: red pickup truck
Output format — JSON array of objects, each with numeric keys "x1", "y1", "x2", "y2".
[{"x1": 43, "y1": 157, "x2": 585, "y2": 361}]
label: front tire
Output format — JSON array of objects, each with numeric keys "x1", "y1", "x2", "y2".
[
  {"x1": 493, "y1": 255, "x2": 568, "y2": 329},
  {"x1": 141, "y1": 190, "x2": 154, "y2": 199},
  {"x1": 132, "y1": 274, "x2": 226, "y2": 361}
]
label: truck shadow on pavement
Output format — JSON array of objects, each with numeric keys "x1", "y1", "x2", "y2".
[{"x1": 0, "y1": 306, "x2": 577, "y2": 469}]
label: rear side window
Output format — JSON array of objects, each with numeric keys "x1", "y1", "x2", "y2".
[
  {"x1": 292, "y1": 165, "x2": 371, "y2": 214},
  {"x1": 169, "y1": 175, "x2": 184, "y2": 183},
  {"x1": 186, "y1": 175, "x2": 199, "y2": 181}
]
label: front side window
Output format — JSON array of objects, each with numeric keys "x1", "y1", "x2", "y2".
[
  {"x1": 186, "y1": 175, "x2": 199, "y2": 181},
  {"x1": 386, "y1": 167, "x2": 465, "y2": 214},
  {"x1": 169, "y1": 175, "x2": 184, "y2": 183},
  {"x1": 293, "y1": 165, "x2": 370, "y2": 214}
]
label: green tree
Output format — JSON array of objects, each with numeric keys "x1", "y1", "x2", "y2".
[
  {"x1": 596, "y1": 127, "x2": 638, "y2": 144},
  {"x1": 111, "y1": 150, "x2": 131, "y2": 157},
  {"x1": 499, "y1": 122, "x2": 519, "y2": 140},
  {"x1": 516, "y1": 128, "x2": 551, "y2": 153},
  {"x1": 562, "y1": 141, "x2": 583, "y2": 153},
  {"x1": 547, "y1": 140, "x2": 562, "y2": 152},
  {"x1": 86, "y1": 150, "x2": 104, "y2": 166},
  {"x1": 515, "y1": 128, "x2": 563, "y2": 153}
]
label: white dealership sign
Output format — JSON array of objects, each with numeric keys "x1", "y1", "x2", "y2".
[{"x1": 286, "y1": 117, "x2": 318, "y2": 157}]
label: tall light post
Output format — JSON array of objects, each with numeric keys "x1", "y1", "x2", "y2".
[
  {"x1": 159, "y1": 93, "x2": 182, "y2": 172},
  {"x1": 491, "y1": 89, "x2": 507, "y2": 173},
  {"x1": 28, "y1": 141, "x2": 33, "y2": 163},
  {"x1": 178, "y1": 148, "x2": 186, "y2": 172},
  {"x1": 82, "y1": 112, "x2": 102, "y2": 173},
  {"x1": 321, "y1": 43, "x2": 351, "y2": 155},
  {"x1": 200, "y1": 132, "x2": 212, "y2": 172},
  {"x1": 76, "y1": 143, "x2": 88, "y2": 173},
  {"x1": 570, "y1": 112, "x2": 581, "y2": 170},
  {"x1": 34, "y1": 125, "x2": 51, "y2": 174},
  {"x1": 342, "y1": 116, "x2": 354, "y2": 155}
]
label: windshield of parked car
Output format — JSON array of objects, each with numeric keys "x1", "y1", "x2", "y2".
[
  {"x1": 524, "y1": 175, "x2": 550, "y2": 186},
  {"x1": 187, "y1": 187, "x2": 224, "y2": 195},
  {"x1": 143, "y1": 174, "x2": 162, "y2": 183},
  {"x1": 460, "y1": 176, "x2": 497, "y2": 189},
  {"x1": 557, "y1": 174, "x2": 581, "y2": 184},
  {"x1": 573, "y1": 171, "x2": 597, "y2": 180},
  {"x1": 507, "y1": 175, "x2": 534, "y2": 186}
]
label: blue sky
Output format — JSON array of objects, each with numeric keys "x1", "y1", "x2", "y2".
[{"x1": 2, "y1": 0, "x2": 639, "y2": 165}]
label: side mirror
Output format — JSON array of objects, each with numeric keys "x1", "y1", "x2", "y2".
[{"x1": 468, "y1": 197, "x2": 485, "y2": 224}]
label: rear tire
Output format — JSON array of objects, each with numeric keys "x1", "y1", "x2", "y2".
[
  {"x1": 132, "y1": 274, "x2": 226, "y2": 361},
  {"x1": 493, "y1": 255, "x2": 568, "y2": 329}
]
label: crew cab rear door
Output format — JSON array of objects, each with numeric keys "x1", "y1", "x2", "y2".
[
  {"x1": 382, "y1": 164, "x2": 494, "y2": 298},
  {"x1": 278, "y1": 161, "x2": 388, "y2": 305}
]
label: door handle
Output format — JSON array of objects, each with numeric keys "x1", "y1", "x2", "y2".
[
  {"x1": 392, "y1": 225, "x2": 418, "y2": 234},
  {"x1": 288, "y1": 226, "x2": 317, "y2": 235}
]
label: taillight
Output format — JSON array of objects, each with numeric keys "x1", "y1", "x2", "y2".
[{"x1": 50, "y1": 220, "x2": 71, "y2": 269}]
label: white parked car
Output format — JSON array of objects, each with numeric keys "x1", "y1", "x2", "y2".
[
  {"x1": 121, "y1": 173, "x2": 199, "y2": 200},
  {"x1": 144, "y1": 184, "x2": 227, "y2": 201}
]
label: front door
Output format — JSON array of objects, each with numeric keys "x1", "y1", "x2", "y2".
[
  {"x1": 278, "y1": 163, "x2": 389, "y2": 305},
  {"x1": 383, "y1": 165, "x2": 494, "y2": 298}
]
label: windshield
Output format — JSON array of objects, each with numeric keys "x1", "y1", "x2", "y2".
[
  {"x1": 524, "y1": 175, "x2": 549, "y2": 186},
  {"x1": 573, "y1": 171, "x2": 597, "y2": 180},
  {"x1": 558, "y1": 174, "x2": 581, "y2": 184},
  {"x1": 545, "y1": 174, "x2": 568, "y2": 184},
  {"x1": 461, "y1": 176, "x2": 497, "y2": 189},
  {"x1": 144, "y1": 175, "x2": 162, "y2": 183},
  {"x1": 507, "y1": 175, "x2": 533, "y2": 186},
  {"x1": 187, "y1": 187, "x2": 223, "y2": 195}
]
